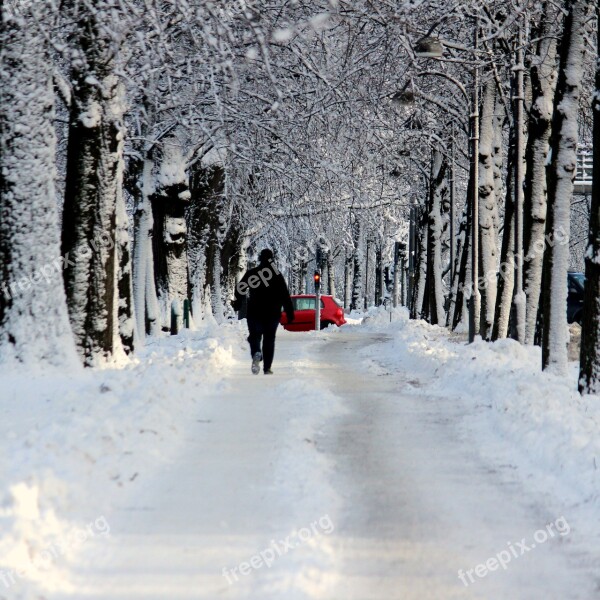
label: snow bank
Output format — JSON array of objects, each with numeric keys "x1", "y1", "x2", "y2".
[
  {"x1": 354, "y1": 307, "x2": 600, "y2": 508},
  {"x1": 0, "y1": 322, "x2": 243, "y2": 599}
]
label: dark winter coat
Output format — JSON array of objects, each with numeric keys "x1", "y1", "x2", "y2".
[{"x1": 234, "y1": 261, "x2": 295, "y2": 323}]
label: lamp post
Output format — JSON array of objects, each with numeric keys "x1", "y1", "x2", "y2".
[
  {"x1": 399, "y1": 242, "x2": 407, "y2": 306},
  {"x1": 449, "y1": 123, "x2": 456, "y2": 284},
  {"x1": 511, "y1": 22, "x2": 526, "y2": 343},
  {"x1": 412, "y1": 19, "x2": 480, "y2": 341},
  {"x1": 407, "y1": 201, "x2": 417, "y2": 312},
  {"x1": 468, "y1": 19, "x2": 480, "y2": 343}
]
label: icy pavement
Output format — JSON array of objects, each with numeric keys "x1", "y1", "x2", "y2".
[{"x1": 2, "y1": 316, "x2": 600, "y2": 599}]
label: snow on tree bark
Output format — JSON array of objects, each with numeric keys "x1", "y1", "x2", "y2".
[
  {"x1": 0, "y1": 3, "x2": 78, "y2": 366},
  {"x1": 350, "y1": 217, "x2": 362, "y2": 312},
  {"x1": 578, "y1": 4, "x2": 600, "y2": 394},
  {"x1": 150, "y1": 137, "x2": 191, "y2": 326},
  {"x1": 131, "y1": 156, "x2": 160, "y2": 339},
  {"x1": 61, "y1": 2, "x2": 126, "y2": 366},
  {"x1": 344, "y1": 250, "x2": 353, "y2": 310},
  {"x1": 523, "y1": 7, "x2": 559, "y2": 345},
  {"x1": 448, "y1": 202, "x2": 468, "y2": 329},
  {"x1": 426, "y1": 149, "x2": 447, "y2": 325},
  {"x1": 478, "y1": 79, "x2": 500, "y2": 340},
  {"x1": 492, "y1": 124, "x2": 516, "y2": 341},
  {"x1": 116, "y1": 166, "x2": 135, "y2": 355},
  {"x1": 411, "y1": 203, "x2": 428, "y2": 320},
  {"x1": 511, "y1": 25, "x2": 527, "y2": 344},
  {"x1": 541, "y1": 0, "x2": 592, "y2": 375},
  {"x1": 188, "y1": 164, "x2": 226, "y2": 321}
]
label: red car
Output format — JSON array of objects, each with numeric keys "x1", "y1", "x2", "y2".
[{"x1": 281, "y1": 295, "x2": 346, "y2": 331}]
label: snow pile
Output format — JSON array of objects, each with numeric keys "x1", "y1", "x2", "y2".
[
  {"x1": 354, "y1": 307, "x2": 600, "y2": 506},
  {"x1": 0, "y1": 322, "x2": 242, "y2": 599}
]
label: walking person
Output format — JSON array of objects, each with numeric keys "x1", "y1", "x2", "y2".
[{"x1": 233, "y1": 249, "x2": 295, "y2": 375}]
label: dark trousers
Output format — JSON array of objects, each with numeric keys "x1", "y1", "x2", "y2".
[{"x1": 247, "y1": 318, "x2": 280, "y2": 372}]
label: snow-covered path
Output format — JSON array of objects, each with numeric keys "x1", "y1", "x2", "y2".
[{"x1": 55, "y1": 327, "x2": 597, "y2": 600}]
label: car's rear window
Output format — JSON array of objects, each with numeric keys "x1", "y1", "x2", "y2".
[{"x1": 293, "y1": 297, "x2": 324, "y2": 310}]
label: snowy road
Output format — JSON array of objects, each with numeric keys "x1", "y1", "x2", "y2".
[{"x1": 56, "y1": 327, "x2": 597, "y2": 599}]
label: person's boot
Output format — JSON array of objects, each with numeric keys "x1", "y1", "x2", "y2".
[
  {"x1": 251, "y1": 352, "x2": 262, "y2": 375},
  {"x1": 264, "y1": 369, "x2": 274, "y2": 375}
]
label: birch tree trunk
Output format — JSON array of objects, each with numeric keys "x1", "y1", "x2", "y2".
[
  {"x1": 0, "y1": 3, "x2": 77, "y2": 366},
  {"x1": 478, "y1": 80, "x2": 500, "y2": 339},
  {"x1": 542, "y1": 0, "x2": 592, "y2": 374},
  {"x1": 523, "y1": 7, "x2": 559, "y2": 345},
  {"x1": 61, "y1": 2, "x2": 126, "y2": 366},
  {"x1": 579, "y1": 3, "x2": 600, "y2": 393}
]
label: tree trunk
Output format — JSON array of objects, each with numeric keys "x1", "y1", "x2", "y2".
[
  {"x1": 327, "y1": 252, "x2": 336, "y2": 299},
  {"x1": 116, "y1": 146, "x2": 135, "y2": 355},
  {"x1": 492, "y1": 124, "x2": 516, "y2": 340},
  {"x1": 61, "y1": 3, "x2": 125, "y2": 366},
  {"x1": 344, "y1": 250, "x2": 353, "y2": 309},
  {"x1": 131, "y1": 156, "x2": 160, "y2": 338},
  {"x1": 579, "y1": 3, "x2": 600, "y2": 393},
  {"x1": 448, "y1": 202, "x2": 468, "y2": 329},
  {"x1": 188, "y1": 164, "x2": 225, "y2": 321},
  {"x1": 542, "y1": 0, "x2": 591, "y2": 374},
  {"x1": 411, "y1": 204, "x2": 428, "y2": 320},
  {"x1": 427, "y1": 150, "x2": 448, "y2": 325},
  {"x1": 523, "y1": 7, "x2": 560, "y2": 345},
  {"x1": 0, "y1": 4, "x2": 77, "y2": 366},
  {"x1": 478, "y1": 79, "x2": 500, "y2": 339},
  {"x1": 350, "y1": 218, "x2": 362, "y2": 311},
  {"x1": 151, "y1": 138, "x2": 191, "y2": 328}
]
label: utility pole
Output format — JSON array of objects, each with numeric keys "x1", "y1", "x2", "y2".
[
  {"x1": 469, "y1": 18, "x2": 480, "y2": 343},
  {"x1": 511, "y1": 22, "x2": 526, "y2": 343}
]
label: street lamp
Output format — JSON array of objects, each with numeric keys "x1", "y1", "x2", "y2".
[{"x1": 411, "y1": 19, "x2": 481, "y2": 342}]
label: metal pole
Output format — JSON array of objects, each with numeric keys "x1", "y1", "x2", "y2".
[
  {"x1": 364, "y1": 238, "x2": 370, "y2": 310},
  {"x1": 408, "y1": 205, "x2": 416, "y2": 313},
  {"x1": 393, "y1": 242, "x2": 400, "y2": 308},
  {"x1": 469, "y1": 18, "x2": 480, "y2": 343},
  {"x1": 314, "y1": 271, "x2": 321, "y2": 330},
  {"x1": 512, "y1": 23, "x2": 526, "y2": 342},
  {"x1": 449, "y1": 123, "x2": 456, "y2": 283},
  {"x1": 400, "y1": 253, "x2": 406, "y2": 306}
]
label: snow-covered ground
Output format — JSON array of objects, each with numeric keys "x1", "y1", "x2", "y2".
[{"x1": 1, "y1": 311, "x2": 599, "y2": 599}]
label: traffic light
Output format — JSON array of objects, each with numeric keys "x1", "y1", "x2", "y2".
[{"x1": 314, "y1": 271, "x2": 321, "y2": 289}]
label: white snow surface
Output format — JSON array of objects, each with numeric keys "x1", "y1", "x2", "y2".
[{"x1": 1, "y1": 310, "x2": 599, "y2": 598}]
